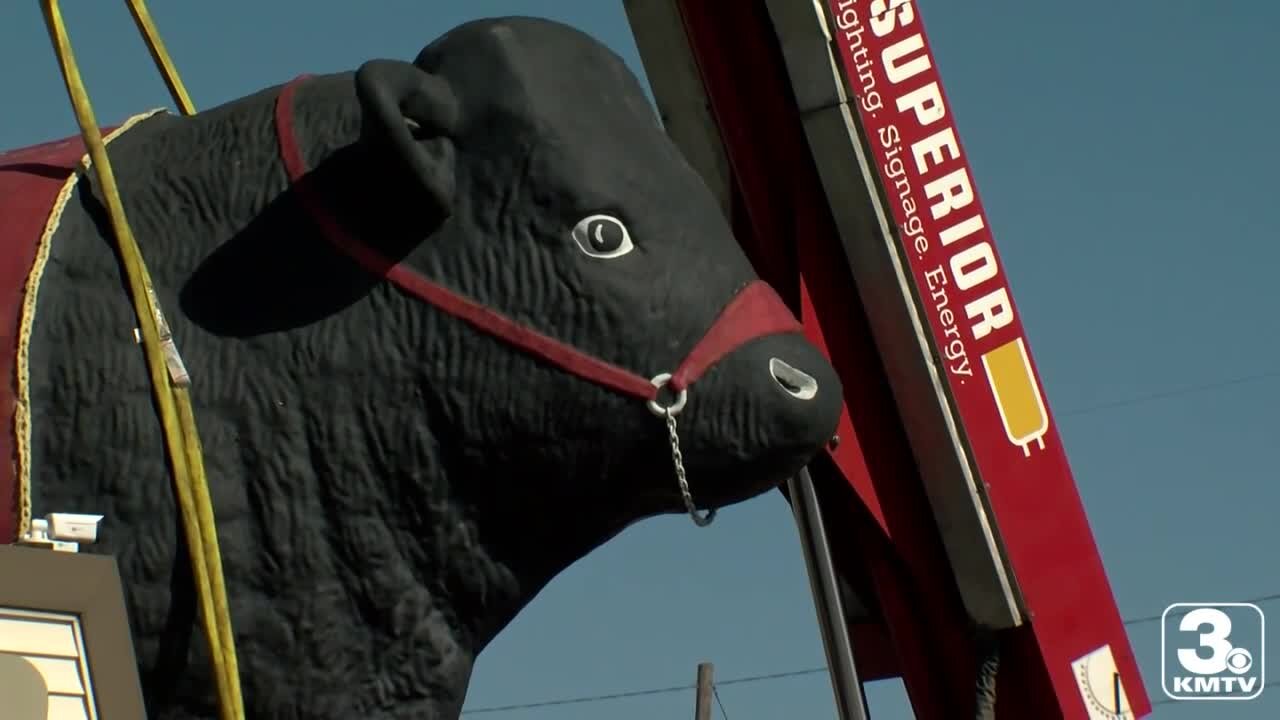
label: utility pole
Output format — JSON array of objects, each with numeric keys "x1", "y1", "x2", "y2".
[{"x1": 694, "y1": 662, "x2": 714, "y2": 720}]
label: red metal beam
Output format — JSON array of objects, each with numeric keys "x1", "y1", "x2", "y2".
[
  {"x1": 671, "y1": 1, "x2": 1150, "y2": 718},
  {"x1": 816, "y1": 2, "x2": 1148, "y2": 717},
  {"x1": 675, "y1": 3, "x2": 983, "y2": 716}
]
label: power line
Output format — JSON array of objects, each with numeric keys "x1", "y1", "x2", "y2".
[
  {"x1": 460, "y1": 591, "x2": 1280, "y2": 715},
  {"x1": 713, "y1": 684, "x2": 730, "y2": 719},
  {"x1": 716, "y1": 666, "x2": 829, "y2": 686},
  {"x1": 1057, "y1": 368, "x2": 1280, "y2": 418},
  {"x1": 459, "y1": 668, "x2": 827, "y2": 715},
  {"x1": 1122, "y1": 592, "x2": 1280, "y2": 627},
  {"x1": 459, "y1": 682, "x2": 697, "y2": 714}
]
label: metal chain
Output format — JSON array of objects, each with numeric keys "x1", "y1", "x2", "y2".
[{"x1": 664, "y1": 409, "x2": 715, "y2": 527}]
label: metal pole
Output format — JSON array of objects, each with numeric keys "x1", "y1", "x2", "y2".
[{"x1": 788, "y1": 467, "x2": 871, "y2": 720}]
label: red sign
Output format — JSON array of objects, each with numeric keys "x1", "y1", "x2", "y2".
[{"x1": 822, "y1": 1, "x2": 1150, "y2": 717}]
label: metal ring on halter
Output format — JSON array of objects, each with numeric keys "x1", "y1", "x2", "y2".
[
  {"x1": 647, "y1": 373, "x2": 713, "y2": 527},
  {"x1": 689, "y1": 505, "x2": 716, "y2": 527},
  {"x1": 647, "y1": 373, "x2": 687, "y2": 417}
]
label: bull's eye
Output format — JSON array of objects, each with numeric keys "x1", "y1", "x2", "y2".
[{"x1": 571, "y1": 214, "x2": 634, "y2": 259}]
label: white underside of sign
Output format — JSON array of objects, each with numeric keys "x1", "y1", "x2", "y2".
[
  {"x1": 0, "y1": 606, "x2": 99, "y2": 720},
  {"x1": 1072, "y1": 644, "x2": 1134, "y2": 720}
]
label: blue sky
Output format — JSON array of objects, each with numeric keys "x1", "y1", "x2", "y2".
[{"x1": 2, "y1": 2, "x2": 1276, "y2": 718}]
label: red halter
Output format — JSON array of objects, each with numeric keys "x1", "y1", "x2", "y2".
[{"x1": 273, "y1": 76, "x2": 802, "y2": 410}]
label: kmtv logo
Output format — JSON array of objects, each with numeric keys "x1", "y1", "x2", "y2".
[{"x1": 1162, "y1": 603, "x2": 1265, "y2": 701}]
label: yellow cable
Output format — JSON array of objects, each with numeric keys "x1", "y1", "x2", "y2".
[
  {"x1": 177, "y1": 390, "x2": 243, "y2": 709},
  {"x1": 124, "y1": 0, "x2": 243, "y2": 708},
  {"x1": 125, "y1": 0, "x2": 196, "y2": 116},
  {"x1": 39, "y1": 2, "x2": 242, "y2": 718}
]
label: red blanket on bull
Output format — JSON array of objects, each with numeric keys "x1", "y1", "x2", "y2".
[{"x1": 0, "y1": 111, "x2": 158, "y2": 543}]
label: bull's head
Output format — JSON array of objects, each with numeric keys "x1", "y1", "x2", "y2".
[{"x1": 340, "y1": 16, "x2": 842, "y2": 553}]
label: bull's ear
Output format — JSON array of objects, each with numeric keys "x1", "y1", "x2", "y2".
[{"x1": 355, "y1": 59, "x2": 458, "y2": 220}]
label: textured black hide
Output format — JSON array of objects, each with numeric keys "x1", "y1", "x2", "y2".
[{"x1": 24, "y1": 17, "x2": 841, "y2": 720}]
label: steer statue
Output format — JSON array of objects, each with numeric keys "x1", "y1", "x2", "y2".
[{"x1": 0, "y1": 16, "x2": 842, "y2": 720}]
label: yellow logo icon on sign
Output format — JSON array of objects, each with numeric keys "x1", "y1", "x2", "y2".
[{"x1": 980, "y1": 337, "x2": 1048, "y2": 456}]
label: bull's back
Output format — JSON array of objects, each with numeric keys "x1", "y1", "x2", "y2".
[
  {"x1": 16, "y1": 124, "x2": 188, "y2": 659},
  {"x1": 12, "y1": 103, "x2": 383, "y2": 717},
  {"x1": 0, "y1": 125, "x2": 191, "y2": 706},
  {"x1": 6, "y1": 118, "x2": 230, "y2": 709},
  {"x1": 0, "y1": 129, "x2": 129, "y2": 544}
]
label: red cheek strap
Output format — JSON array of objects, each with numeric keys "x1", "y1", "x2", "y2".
[{"x1": 276, "y1": 75, "x2": 802, "y2": 407}]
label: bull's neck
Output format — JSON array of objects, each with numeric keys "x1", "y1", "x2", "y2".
[
  {"x1": 148, "y1": 72, "x2": 444, "y2": 288},
  {"x1": 116, "y1": 73, "x2": 370, "y2": 256}
]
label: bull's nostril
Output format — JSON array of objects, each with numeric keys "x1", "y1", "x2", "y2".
[{"x1": 768, "y1": 357, "x2": 818, "y2": 400}]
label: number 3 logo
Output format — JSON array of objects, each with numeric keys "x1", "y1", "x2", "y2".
[{"x1": 1178, "y1": 607, "x2": 1234, "y2": 675}]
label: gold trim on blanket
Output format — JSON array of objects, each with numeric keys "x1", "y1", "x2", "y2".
[{"x1": 14, "y1": 108, "x2": 166, "y2": 539}]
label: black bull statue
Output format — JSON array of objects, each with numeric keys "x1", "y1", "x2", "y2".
[{"x1": 17, "y1": 16, "x2": 842, "y2": 719}]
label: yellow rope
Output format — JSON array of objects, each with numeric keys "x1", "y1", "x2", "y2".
[{"x1": 39, "y1": 2, "x2": 243, "y2": 718}]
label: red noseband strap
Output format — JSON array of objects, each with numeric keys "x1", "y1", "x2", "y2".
[{"x1": 274, "y1": 76, "x2": 802, "y2": 406}]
